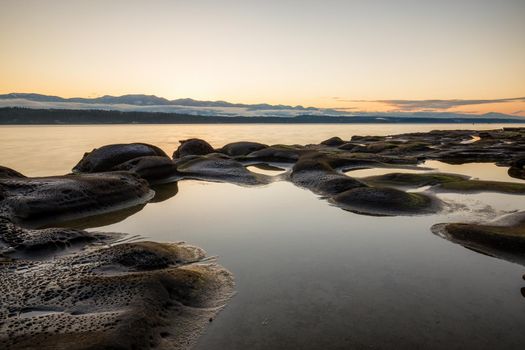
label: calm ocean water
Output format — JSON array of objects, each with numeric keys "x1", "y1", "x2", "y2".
[{"x1": 1, "y1": 124, "x2": 525, "y2": 349}]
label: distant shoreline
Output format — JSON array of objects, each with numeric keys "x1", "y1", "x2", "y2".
[{"x1": 1, "y1": 107, "x2": 524, "y2": 125}]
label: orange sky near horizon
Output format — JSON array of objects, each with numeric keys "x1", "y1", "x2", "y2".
[{"x1": 1, "y1": 0, "x2": 524, "y2": 115}]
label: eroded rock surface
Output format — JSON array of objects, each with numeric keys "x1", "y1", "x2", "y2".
[
  {"x1": 0, "y1": 218, "x2": 121, "y2": 257},
  {"x1": 0, "y1": 238, "x2": 234, "y2": 350}
]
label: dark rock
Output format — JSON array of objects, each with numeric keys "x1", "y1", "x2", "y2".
[
  {"x1": 320, "y1": 137, "x2": 345, "y2": 147},
  {"x1": 173, "y1": 138, "x2": 214, "y2": 158},
  {"x1": 432, "y1": 211, "x2": 525, "y2": 266},
  {"x1": 73, "y1": 143, "x2": 168, "y2": 173},
  {"x1": 0, "y1": 166, "x2": 26, "y2": 179},
  {"x1": 219, "y1": 141, "x2": 268, "y2": 157}
]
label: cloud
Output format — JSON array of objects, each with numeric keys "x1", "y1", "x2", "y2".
[{"x1": 340, "y1": 97, "x2": 525, "y2": 111}]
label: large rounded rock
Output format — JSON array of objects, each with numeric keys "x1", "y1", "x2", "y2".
[
  {"x1": 73, "y1": 143, "x2": 168, "y2": 173},
  {"x1": 173, "y1": 138, "x2": 214, "y2": 158},
  {"x1": 219, "y1": 141, "x2": 268, "y2": 157},
  {"x1": 0, "y1": 172, "x2": 153, "y2": 226}
]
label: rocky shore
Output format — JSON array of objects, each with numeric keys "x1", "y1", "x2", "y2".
[{"x1": 1, "y1": 128, "x2": 524, "y2": 349}]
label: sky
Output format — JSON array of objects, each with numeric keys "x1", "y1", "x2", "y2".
[{"x1": 1, "y1": 0, "x2": 524, "y2": 115}]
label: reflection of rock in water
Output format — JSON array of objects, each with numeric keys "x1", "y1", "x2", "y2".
[
  {"x1": 42, "y1": 203, "x2": 147, "y2": 230},
  {"x1": 150, "y1": 182, "x2": 179, "y2": 203}
]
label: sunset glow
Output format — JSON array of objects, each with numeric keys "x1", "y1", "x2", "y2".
[{"x1": 1, "y1": 0, "x2": 524, "y2": 115}]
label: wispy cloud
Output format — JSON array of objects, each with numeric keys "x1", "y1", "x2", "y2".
[{"x1": 333, "y1": 97, "x2": 525, "y2": 111}]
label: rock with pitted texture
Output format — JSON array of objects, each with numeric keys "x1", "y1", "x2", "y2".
[{"x1": 0, "y1": 239, "x2": 234, "y2": 350}]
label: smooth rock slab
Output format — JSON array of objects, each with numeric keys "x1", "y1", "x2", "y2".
[{"x1": 175, "y1": 154, "x2": 271, "y2": 186}]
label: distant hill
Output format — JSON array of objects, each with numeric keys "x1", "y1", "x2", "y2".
[
  {"x1": 0, "y1": 93, "x2": 316, "y2": 111},
  {"x1": 0, "y1": 93, "x2": 524, "y2": 123},
  {"x1": 1, "y1": 107, "x2": 525, "y2": 125}
]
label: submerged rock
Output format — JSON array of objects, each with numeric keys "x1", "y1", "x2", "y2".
[
  {"x1": 73, "y1": 143, "x2": 168, "y2": 173},
  {"x1": 0, "y1": 240, "x2": 234, "y2": 350},
  {"x1": 432, "y1": 211, "x2": 525, "y2": 266},
  {"x1": 361, "y1": 172, "x2": 525, "y2": 194},
  {"x1": 219, "y1": 141, "x2": 268, "y2": 157},
  {"x1": 436, "y1": 179, "x2": 525, "y2": 194},
  {"x1": 331, "y1": 187, "x2": 440, "y2": 216},
  {"x1": 0, "y1": 172, "x2": 153, "y2": 226},
  {"x1": 173, "y1": 138, "x2": 214, "y2": 158},
  {"x1": 361, "y1": 172, "x2": 469, "y2": 188}
]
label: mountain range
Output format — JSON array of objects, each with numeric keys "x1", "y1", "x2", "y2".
[{"x1": 1, "y1": 93, "x2": 524, "y2": 123}]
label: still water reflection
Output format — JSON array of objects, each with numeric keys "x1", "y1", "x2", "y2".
[{"x1": 1, "y1": 124, "x2": 525, "y2": 349}]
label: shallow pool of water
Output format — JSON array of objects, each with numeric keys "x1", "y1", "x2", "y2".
[{"x1": 1, "y1": 124, "x2": 525, "y2": 349}]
